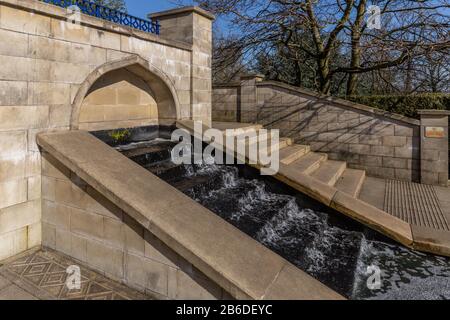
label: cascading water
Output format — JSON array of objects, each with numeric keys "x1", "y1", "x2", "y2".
[{"x1": 116, "y1": 138, "x2": 450, "y2": 300}]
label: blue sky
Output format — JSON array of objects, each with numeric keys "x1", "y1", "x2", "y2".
[
  {"x1": 124, "y1": 0, "x2": 231, "y2": 34},
  {"x1": 125, "y1": 0, "x2": 193, "y2": 19}
]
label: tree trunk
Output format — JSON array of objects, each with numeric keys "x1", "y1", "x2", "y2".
[{"x1": 346, "y1": 0, "x2": 367, "y2": 96}]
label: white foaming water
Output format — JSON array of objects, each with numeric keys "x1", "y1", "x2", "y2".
[
  {"x1": 115, "y1": 138, "x2": 171, "y2": 152},
  {"x1": 256, "y1": 199, "x2": 309, "y2": 246},
  {"x1": 163, "y1": 161, "x2": 450, "y2": 300},
  {"x1": 351, "y1": 237, "x2": 450, "y2": 300}
]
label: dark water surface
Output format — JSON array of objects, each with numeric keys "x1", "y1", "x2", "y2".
[{"x1": 117, "y1": 138, "x2": 450, "y2": 300}]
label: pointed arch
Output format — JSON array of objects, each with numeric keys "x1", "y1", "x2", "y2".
[{"x1": 71, "y1": 54, "x2": 181, "y2": 130}]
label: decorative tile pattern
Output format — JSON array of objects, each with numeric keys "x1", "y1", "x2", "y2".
[
  {"x1": 385, "y1": 180, "x2": 450, "y2": 231},
  {"x1": 0, "y1": 249, "x2": 152, "y2": 300}
]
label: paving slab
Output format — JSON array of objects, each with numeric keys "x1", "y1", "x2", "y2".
[
  {"x1": 0, "y1": 284, "x2": 37, "y2": 300},
  {"x1": 0, "y1": 249, "x2": 151, "y2": 300},
  {"x1": 412, "y1": 225, "x2": 450, "y2": 257},
  {"x1": 0, "y1": 275, "x2": 11, "y2": 291},
  {"x1": 310, "y1": 160, "x2": 346, "y2": 186},
  {"x1": 334, "y1": 169, "x2": 366, "y2": 197},
  {"x1": 358, "y1": 176, "x2": 386, "y2": 210}
]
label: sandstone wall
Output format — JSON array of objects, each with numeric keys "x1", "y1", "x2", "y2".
[
  {"x1": 212, "y1": 81, "x2": 421, "y2": 182},
  {"x1": 79, "y1": 69, "x2": 159, "y2": 131},
  {"x1": 40, "y1": 152, "x2": 229, "y2": 299},
  {"x1": 0, "y1": 0, "x2": 211, "y2": 261}
]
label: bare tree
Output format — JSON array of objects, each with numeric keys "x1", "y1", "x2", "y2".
[{"x1": 198, "y1": 0, "x2": 449, "y2": 95}]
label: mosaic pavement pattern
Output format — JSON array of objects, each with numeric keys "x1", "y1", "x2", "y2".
[
  {"x1": 384, "y1": 180, "x2": 450, "y2": 231},
  {"x1": 0, "y1": 249, "x2": 152, "y2": 300}
]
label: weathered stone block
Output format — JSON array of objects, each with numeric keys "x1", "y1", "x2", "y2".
[
  {"x1": 85, "y1": 186, "x2": 122, "y2": 220},
  {"x1": 0, "y1": 106, "x2": 49, "y2": 130},
  {"x1": 28, "y1": 222, "x2": 42, "y2": 249},
  {"x1": 70, "y1": 207, "x2": 104, "y2": 239},
  {"x1": 0, "y1": 29, "x2": 28, "y2": 57},
  {"x1": 0, "y1": 156, "x2": 26, "y2": 183},
  {"x1": 71, "y1": 233, "x2": 88, "y2": 263},
  {"x1": 50, "y1": 18, "x2": 90, "y2": 44},
  {"x1": 86, "y1": 239, "x2": 124, "y2": 279},
  {"x1": 55, "y1": 179, "x2": 87, "y2": 208},
  {"x1": 0, "y1": 5, "x2": 51, "y2": 36},
  {"x1": 371, "y1": 145, "x2": 394, "y2": 157},
  {"x1": 42, "y1": 222, "x2": 56, "y2": 250},
  {"x1": 27, "y1": 82, "x2": 71, "y2": 105},
  {"x1": 0, "y1": 131, "x2": 27, "y2": 158},
  {"x1": 124, "y1": 214, "x2": 145, "y2": 256},
  {"x1": 42, "y1": 200, "x2": 70, "y2": 230},
  {"x1": 27, "y1": 176, "x2": 41, "y2": 201},
  {"x1": 144, "y1": 230, "x2": 179, "y2": 268},
  {"x1": 382, "y1": 157, "x2": 408, "y2": 169},
  {"x1": 126, "y1": 253, "x2": 168, "y2": 296},
  {"x1": 103, "y1": 217, "x2": 125, "y2": 250},
  {"x1": 0, "y1": 81, "x2": 28, "y2": 106},
  {"x1": 0, "y1": 227, "x2": 28, "y2": 261},
  {"x1": 55, "y1": 228, "x2": 72, "y2": 256},
  {"x1": 382, "y1": 136, "x2": 407, "y2": 147},
  {"x1": 349, "y1": 144, "x2": 371, "y2": 155},
  {"x1": 0, "y1": 200, "x2": 41, "y2": 234},
  {"x1": 0, "y1": 179, "x2": 27, "y2": 210},
  {"x1": 175, "y1": 268, "x2": 222, "y2": 300}
]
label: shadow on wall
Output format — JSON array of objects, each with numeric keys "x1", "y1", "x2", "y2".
[
  {"x1": 79, "y1": 69, "x2": 159, "y2": 131},
  {"x1": 41, "y1": 152, "x2": 230, "y2": 299},
  {"x1": 256, "y1": 95, "x2": 421, "y2": 181}
]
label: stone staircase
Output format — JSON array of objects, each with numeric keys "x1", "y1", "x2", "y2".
[
  {"x1": 176, "y1": 120, "x2": 450, "y2": 257},
  {"x1": 228, "y1": 127, "x2": 368, "y2": 199},
  {"x1": 179, "y1": 120, "x2": 367, "y2": 198}
]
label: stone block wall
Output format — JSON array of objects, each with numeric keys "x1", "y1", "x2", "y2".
[
  {"x1": 79, "y1": 69, "x2": 159, "y2": 131},
  {"x1": 40, "y1": 152, "x2": 230, "y2": 299},
  {"x1": 150, "y1": 7, "x2": 214, "y2": 126},
  {"x1": 0, "y1": 0, "x2": 212, "y2": 261},
  {"x1": 212, "y1": 80, "x2": 422, "y2": 182}
]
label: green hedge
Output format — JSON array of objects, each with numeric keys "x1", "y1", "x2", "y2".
[{"x1": 345, "y1": 94, "x2": 450, "y2": 119}]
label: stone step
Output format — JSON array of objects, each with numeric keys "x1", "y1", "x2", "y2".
[
  {"x1": 334, "y1": 168, "x2": 366, "y2": 197},
  {"x1": 287, "y1": 152, "x2": 328, "y2": 175},
  {"x1": 279, "y1": 145, "x2": 311, "y2": 165},
  {"x1": 310, "y1": 160, "x2": 347, "y2": 186},
  {"x1": 214, "y1": 122, "x2": 263, "y2": 136},
  {"x1": 233, "y1": 130, "x2": 282, "y2": 146}
]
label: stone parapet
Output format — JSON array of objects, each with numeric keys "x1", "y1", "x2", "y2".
[
  {"x1": 418, "y1": 110, "x2": 450, "y2": 186},
  {"x1": 36, "y1": 130, "x2": 344, "y2": 300},
  {"x1": 212, "y1": 75, "x2": 423, "y2": 182}
]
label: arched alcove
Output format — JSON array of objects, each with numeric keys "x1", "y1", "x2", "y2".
[{"x1": 71, "y1": 55, "x2": 181, "y2": 131}]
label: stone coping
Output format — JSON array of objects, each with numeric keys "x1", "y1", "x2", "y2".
[
  {"x1": 417, "y1": 109, "x2": 450, "y2": 116},
  {"x1": 37, "y1": 130, "x2": 344, "y2": 300},
  {"x1": 212, "y1": 80, "x2": 420, "y2": 126},
  {"x1": 149, "y1": 6, "x2": 216, "y2": 21},
  {"x1": 177, "y1": 120, "x2": 450, "y2": 258},
  {"x1": 1, "y1": 0, "x2": 192, "y2": 51}
]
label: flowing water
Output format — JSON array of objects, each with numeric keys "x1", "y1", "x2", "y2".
[{"x1": 117, "y1": 138, "x2": 450, "y2": 300}]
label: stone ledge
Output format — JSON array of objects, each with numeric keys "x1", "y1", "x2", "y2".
[
  {"x1": 37, "y1": 130, "x2": 344, "y2": 300},
  {"x1": 0, "y1": 0, "x2": 192, "y2": 51},
  {"x1": 256, "y1": 81, "x2": 420, "y2": 126},
  {"x1": 149, "y1": 6, "x2": 216, "y2": 21},
  {"x1": 417, "y1": 110, "x2": 450, "y2": 116}
]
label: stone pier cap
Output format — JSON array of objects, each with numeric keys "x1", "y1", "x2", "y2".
[
  {"x1": 148, "y1": 6, "x2": 216, "y2": 21},
  {"x1": 36, "y1": 130, "x2": 344, "y2": 300}
]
